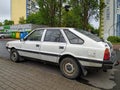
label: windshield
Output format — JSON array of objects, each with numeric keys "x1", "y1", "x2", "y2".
[{"x1": 75, "y1": 29, "x2": 102, "y2": 42}]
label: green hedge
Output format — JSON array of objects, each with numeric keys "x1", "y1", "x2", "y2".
[{"x1": 107, "y1": 36, "x2": 120, "y2": 43}]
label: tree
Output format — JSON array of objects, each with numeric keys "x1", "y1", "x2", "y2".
[
  {"x1": 9, "y1": 21, "x2": 14, "y2": 25},
  {"x1": 36, "y1": 0, "x2": 68, "y2": 26},
  {"x1": 19, "y1": 16, "x2": 26, "y2": 24},
  {"x1": 99, "y1": 0, "x2": 106, "y2": 38},
  {"x1": 62, "y1": 0, "x2": 99, "y2": 29},
  {"x1": 67, "y1": 0, "x2": 99, "y2": 30},
  {"x1": 57, "y1": 0, "x2": 67, "y2": 26},
  {"x1": 0, "y1": 22, "x2": 2, "y2": 26},
  {"x1": 4, "y1": 20, "x2": 14, "y2": 25},
  {"x1": 36, "y1": 0, "x2": 56, "y2": 26},
  {"x1": 27, "y1": 0, "x2": 99, "y2": 30},
  {"x1": 27, "y1": 12, "x2": 42, "y2": 24},
  {"x1": 62, "y1": 8, "x2": 82, "y2": 28}
]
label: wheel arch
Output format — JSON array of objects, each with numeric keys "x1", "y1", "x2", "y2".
[
  {"x1": 10, "y1": 47, "x2": 16, "y2": 51},
  {"x1": 59, "y1": 54, "x2": 87, "y2": 76},
  {"x1": 59, "y1": 54, "x2": 79, "y2": 66}
]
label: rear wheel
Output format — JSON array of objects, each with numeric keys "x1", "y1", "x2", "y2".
[
  {"x1": 10, "y1": 49, "x2": 19, "y2": 62},
  {"x1": 60, "y1": 57, "x2": 81, "y2": 79}
]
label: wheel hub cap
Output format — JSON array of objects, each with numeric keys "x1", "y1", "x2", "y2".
[
  {"x1": 65, "y1": 63, "x2": 74, "y2": 74},
  {"x1": 12, "y1": 52, "x2": 17, "y2": 61}
]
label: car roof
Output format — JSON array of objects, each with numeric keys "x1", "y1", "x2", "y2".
[{"x1": 34, "y1": 27, "x2": 74, "y2": 30}]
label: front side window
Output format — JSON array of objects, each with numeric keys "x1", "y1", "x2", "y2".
[
  {"x1": 26, "y1": 29, "x2": 44, "y2": 41},
  {"x1": 44, "y1": 29, "x2": 65, "y2": 42},
  {"x1": 64, "y1": 29, "x2": 84, "y2": 44}
]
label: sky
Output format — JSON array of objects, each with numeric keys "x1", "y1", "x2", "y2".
[
  {"x1": 91, "y1": 20, "x2": 99, "y2": 29},
  {"x1": 89, "y1": 16, "x2": 99, "y2": 29},
  {"x1": 0, "y1": 0, "x2": 10, "y2": 23}
]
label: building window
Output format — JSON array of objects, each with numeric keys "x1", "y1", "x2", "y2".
[
  {"x1": 116, "y1": 14, "x2": 120, "y2": 36},
  {"x1": 117, "y1": 0, "x2": 120, "y2": 8},
  {"x1": 106, "y1": 0, "x2": 110, "y2": 4},
  {"x1": 106, "y1": 7, "x2": 110, "y2": 20}
]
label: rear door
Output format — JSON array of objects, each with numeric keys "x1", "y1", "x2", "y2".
[
  {"x1": 40, "y1": 29, "x2": 66, "y2": 63},
  {"x1": 20, "y1": 29, "x2": 44, "y2": 59}
]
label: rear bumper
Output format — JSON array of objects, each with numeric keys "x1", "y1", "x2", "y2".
[
  {"x1": 79, "y1": 51, "x2": 119, "y2": 71},
  {"x1": 102, "y1": 51, "x2": 119, "y2": 70},
  {"x1": 102, "y1": 60, "x2": 119, "y2": 69}
]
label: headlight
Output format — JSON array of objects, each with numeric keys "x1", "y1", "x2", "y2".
[{"x1": 6, "y1": 43, "x2": 9, "y2": 47}]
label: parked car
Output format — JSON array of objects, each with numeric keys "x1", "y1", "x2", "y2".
[
  {"x1": 6, "y1": 27, "x2": 119, "y2": 79},
  {"x1": 0, "y1": 32, "x2": 11, "y2": 38}
]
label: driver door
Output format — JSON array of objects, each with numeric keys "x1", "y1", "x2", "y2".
[{"x1": 20, "y1": 29, "x2": 44, "y2": 59}]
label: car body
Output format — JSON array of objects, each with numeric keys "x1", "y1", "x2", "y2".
[
  {"x1": 6, "y1": 27, "x2": 119, "y2": 79},
  {"x1": 0, "y1": 32, "x2": 11, "y2": 38}
]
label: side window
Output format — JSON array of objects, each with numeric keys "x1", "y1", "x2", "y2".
[
  {"x1": 64, "y1": 29, "x2": 84, "y2": 44},
  {"x1": 44, "y1": 29, "x2": 65, "y2": 42},
  {"x1": 26, "y1": 29, "x2": 44, "y2": 41}
]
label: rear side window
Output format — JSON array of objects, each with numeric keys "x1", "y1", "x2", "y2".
[
  {"x1": 64, "y1": 29, "x2": 84, "y2": 44},
  {"x1": 44, "y1": 29, "x2": 65, "y2": 42}
]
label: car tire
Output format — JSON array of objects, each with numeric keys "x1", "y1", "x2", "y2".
[
  {"x1": 10, "y1": 49, "x2": 20, "y2": 62},
  {"x1": 60, "y1": 57, "x2": 81, "y2": 79}
]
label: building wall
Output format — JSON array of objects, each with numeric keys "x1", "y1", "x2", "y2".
[
  {"x1": 104, "y1": 0, "x2": 120, "y2": 39},
  {"x1": 115, "y1": 0, "x2": 120, "y2": 36},
  {"x1": 103, "y1": 0, "x2": 114, "y2": 39},
  {"x1": 11, "y1": 0, "x2": 38, "y2": 24},
  {"x1": 11, "y1": 0, "x2": 26, "y2": 24}
]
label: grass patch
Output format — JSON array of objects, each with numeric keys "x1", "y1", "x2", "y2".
[{"x1": 112, "y1": 43, "x2": 120, "y2": 45}]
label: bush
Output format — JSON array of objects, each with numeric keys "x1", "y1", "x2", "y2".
[{"x1": 107, "y1": 36, "x2": 120, "y2": 43}]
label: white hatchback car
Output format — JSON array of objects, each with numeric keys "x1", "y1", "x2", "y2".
[{"x1": 6, "y1": 27, "x2": 119, "y2": 79}]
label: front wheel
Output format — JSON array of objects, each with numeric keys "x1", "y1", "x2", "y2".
[
  {"x1": 10, "y1": 49, "x2": 19, "y2": 62},
  {"x1": 60, "y1": 57, "x2": 81, "y2": 79}
]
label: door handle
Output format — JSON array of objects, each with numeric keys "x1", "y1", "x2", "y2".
[
  {"x1": 59, "y1": 46, "x2": 64, "y2": 49},
  {"x1": 36, "y1": 44, "x2": 39, "y2": 47}
]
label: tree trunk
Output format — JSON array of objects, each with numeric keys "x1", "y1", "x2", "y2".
[
  {"x1": 83, "y1": 0, "x2": 89, "y2": 30},
  {"x1": 58, "y1": 0, "x2": 62, "y2": 26}
]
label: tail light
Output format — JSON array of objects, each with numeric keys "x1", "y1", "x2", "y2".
[{"x1": 104, "y1": 48, "x2": 110, "y2": 60}]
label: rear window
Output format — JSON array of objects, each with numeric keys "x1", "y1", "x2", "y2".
[{"x1": 75, "y1": 29, "x2": 102, "y2": 42}]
